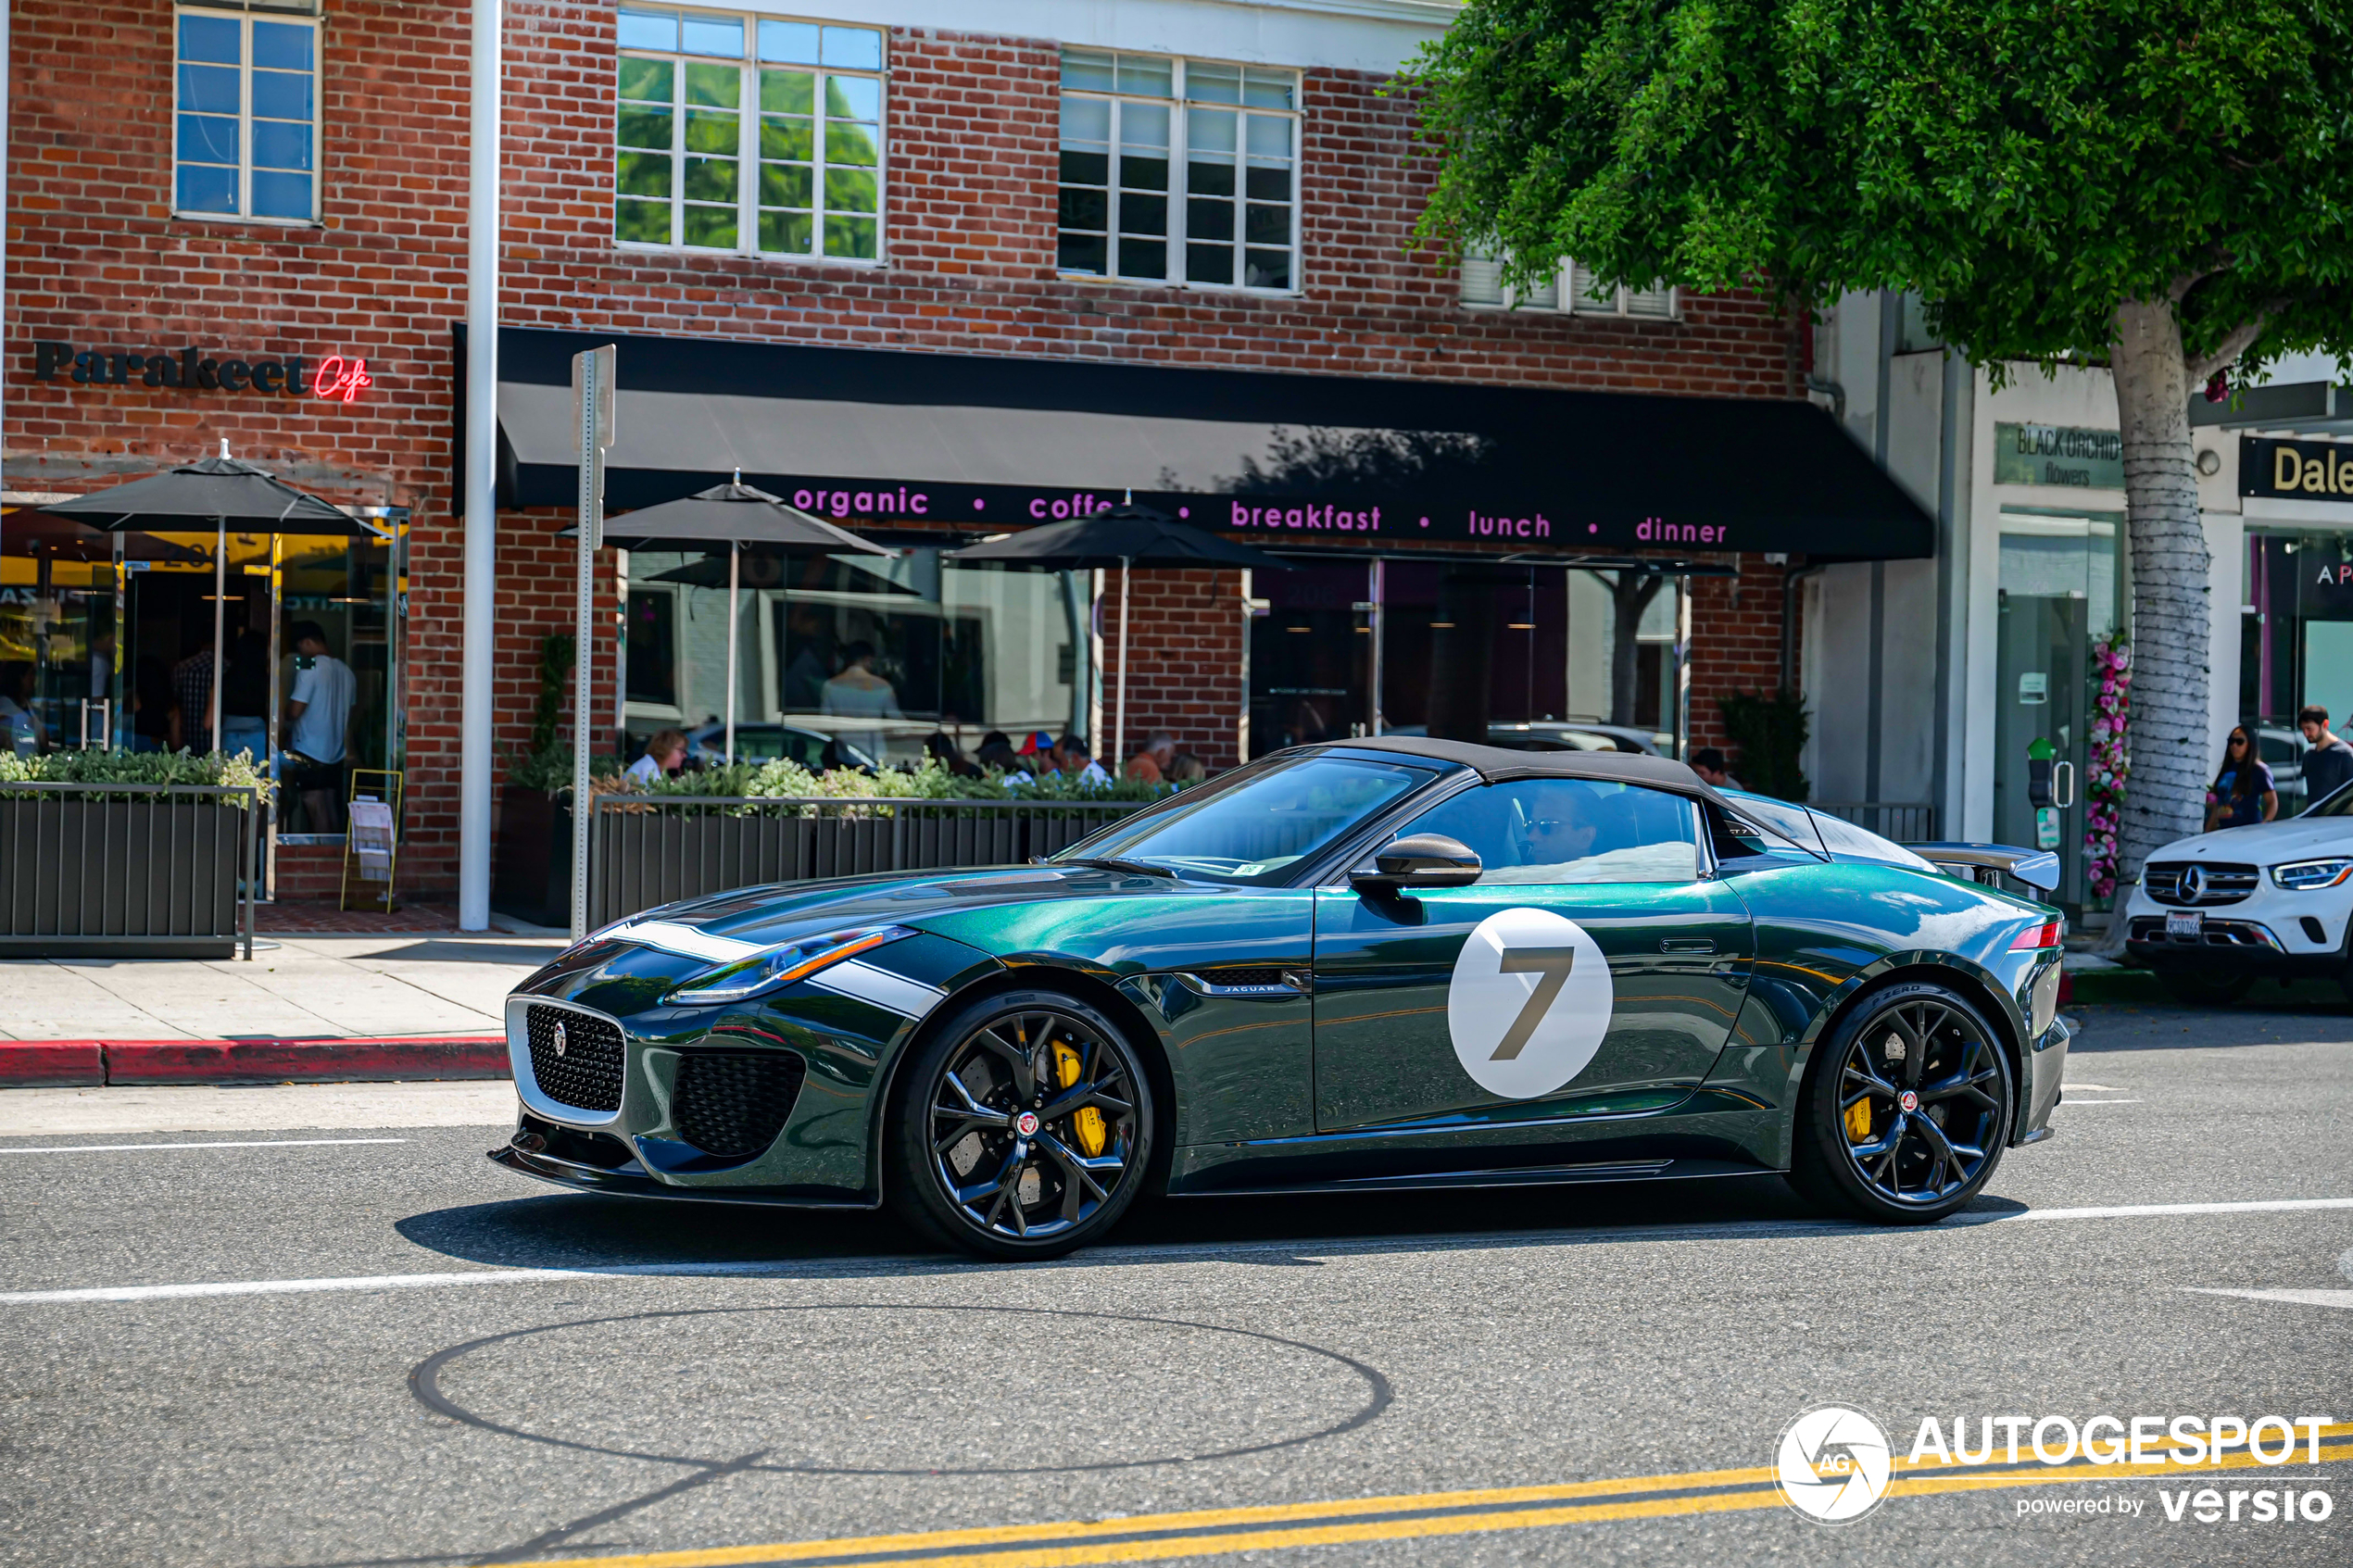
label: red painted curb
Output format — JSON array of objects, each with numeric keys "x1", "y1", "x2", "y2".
[
  {"x1": 0, "y1": 1036, "x2": 511, "y2": 1087},
  {"x1": 102, "y1": 1036, "x2": 511, "y2": 1085},
  {"x1": 0, "y1": 1042, "x2": 107, "y2": 1088}
]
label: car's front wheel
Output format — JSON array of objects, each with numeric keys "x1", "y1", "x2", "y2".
[
  {"x1": 886, "y1": 988, "x2": 1155, "y2": 1261},
  {"x1": 1790, "y1": 980, "x2": 2014, "y2": 1223}
]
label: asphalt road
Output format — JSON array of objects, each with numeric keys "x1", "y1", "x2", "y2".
[{"x1": 3, "y1": 996, "x2": 2349, "y2": 1568}]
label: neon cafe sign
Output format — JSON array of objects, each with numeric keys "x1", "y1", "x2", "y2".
[{"x1": 28, "y1": 340, "x2": 374, "y2": 403}]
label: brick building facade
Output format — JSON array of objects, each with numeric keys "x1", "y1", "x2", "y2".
[{"x1": 4, "y1": 0, "x2": 1876, "y2": 906}]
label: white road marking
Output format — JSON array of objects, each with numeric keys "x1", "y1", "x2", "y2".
[
  {"x1": 2065, "y1": 1083, "x2": 2128, "y2": 1091},
  {"x1": 2053, "y1": 1098, "x2": 2143, "y2": 1106},
  {"x1": 2185, "y1": 1288, "x2": 2353, "y2": 1311},
  {"x1": 0, "y1": 1138, "x2": 409, "y2": 1155},
  {"x1": 0, "y1": 1081, "x2": 515, "y2": 1135},
  {"x1": 1991, "y1": 1197, "x2": 2353, "y2": 1223},
  {"x1": 8, "y1": 1195, "x2": 2352, "y2": 1308}
]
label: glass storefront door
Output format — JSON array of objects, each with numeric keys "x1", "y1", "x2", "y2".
[
  {"x1": 0, "y1": 525, "x2": 117, "y2": 755},
  {"x1": 1248, "y1": 560, "x2": 1374, "y2": 757},
  {"x1": 1243, "y1": 557, "x2": 1614, "y2": 759},
  {"x1": 1994, "y1": 509, "x2": 2122, "y2": 913}
]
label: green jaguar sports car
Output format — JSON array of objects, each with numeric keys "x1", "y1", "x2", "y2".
[{"x1": 494, "y1": 738, "x2": 2070, "y2": 1259}]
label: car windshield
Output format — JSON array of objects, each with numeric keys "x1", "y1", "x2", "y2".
[{"x1": 1055, "y1": 753, "x2": 1437, "y2": 884}]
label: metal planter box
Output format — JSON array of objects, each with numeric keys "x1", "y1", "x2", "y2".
[
  {"x1": 0, "y1": 784, "x2": 258, "y2": 959},
  {"x1": 587, "y1": 797, "x2": 1139, "y2": 928}
]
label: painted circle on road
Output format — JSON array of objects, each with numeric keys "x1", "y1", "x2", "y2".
[{"x1": 1446, "y1": 907, "x2": 1613, "y2": 1099}]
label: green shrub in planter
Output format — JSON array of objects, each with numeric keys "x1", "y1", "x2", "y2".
[{"x1": 0, "y1": 749, "x2": 275, "y2": 806}]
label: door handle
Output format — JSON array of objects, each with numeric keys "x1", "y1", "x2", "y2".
[{"x1": 1658, "y1": 939, "x2": 1716, "y2": 954}]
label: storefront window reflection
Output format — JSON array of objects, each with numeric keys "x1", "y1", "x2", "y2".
[
  {"x1": 2243, "y1": 530, "x2": 2353, "y2": 811},
  {"x1": 623, "y1": 546, "x2": 1084, "y2": 765}
]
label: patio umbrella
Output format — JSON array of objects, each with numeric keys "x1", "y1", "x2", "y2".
[
  {"x1": 1, "y1": 514, "x2": 209, "y2": 564},
  {"x1": 566, "y1": 475, "x2": 890, "y2": 764},
  {"x1": 948, "y1": 501, "x2": 1291, "y2": 774},
  {"x1": 42, "y1": 443, "x2": 365, "y2": 752}
]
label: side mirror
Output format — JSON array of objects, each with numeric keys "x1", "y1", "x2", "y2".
[{"x1": 1351, "y1": 833, "x2": 1482, "y2": 894}]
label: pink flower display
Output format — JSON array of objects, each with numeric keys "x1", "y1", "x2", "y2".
[{"x1": 2084, "y1": 639, "x2": 2132, "y2": 901}]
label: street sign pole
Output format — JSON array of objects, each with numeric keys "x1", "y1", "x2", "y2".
[{"x1": 570, "y1": 345, "x2": 616, "y2": 940}]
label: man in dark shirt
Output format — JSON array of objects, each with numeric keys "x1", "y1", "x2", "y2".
[
  {"x1": 2299, "y1": 706, "x2": 2353, "y2": 808},
  {"x1": 171, "y1": 648, "x2": 215, "y2": 755}
]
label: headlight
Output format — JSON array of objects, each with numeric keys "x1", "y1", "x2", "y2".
[
  {"x1": 2271, "y1": 859, "x2": 2353, "y2": 891},
  {"x1": 665, "y1": 923, "x2": 913, "y2": 1004}
]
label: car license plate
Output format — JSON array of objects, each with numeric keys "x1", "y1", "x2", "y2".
[{"x1": 2166, "y1": 909, "x2": 2204, "y2": 940}]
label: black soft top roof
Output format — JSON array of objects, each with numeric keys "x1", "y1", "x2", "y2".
[{"x1": 1318, "y1": 736, "x2": 1731, "y2": 809}]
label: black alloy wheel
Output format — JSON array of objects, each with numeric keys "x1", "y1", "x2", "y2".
[
  {"x1": 1791, "y1": 980, "x2": 2013, "y2": 1223},
  {"x1": 887, "y1": 988, "x2": 1154, "y2": 1260}
]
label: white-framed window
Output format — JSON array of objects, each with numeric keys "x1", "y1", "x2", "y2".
[
  {"x1": 1057, "y1": 49, "x2": 1301, "y2": 292},
  {"x1": 173, "y1": 4, "x2": 321, "y2": 222},
  {"x1": 614, "y1": 7, "x2": 886, "y2": 263},
  {"x1": 1462, "y1": 253, "x2": 1675, "y2": 320}
]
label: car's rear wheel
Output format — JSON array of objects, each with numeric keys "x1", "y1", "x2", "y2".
[
  {"x1": 887, "y1": 988, "x2": 1154, "y2": 1261},
  {"x1": 1790, "y1": 981, "x2": 2014, "y2": 1223},
  {"x1": 2151, "y1": 966, "x2": 2254, "y2": 1007}
]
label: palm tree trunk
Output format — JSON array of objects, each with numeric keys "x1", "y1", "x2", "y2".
[{"x1": 2104, "y1": 296, "x2": 2210, "y2": 947}]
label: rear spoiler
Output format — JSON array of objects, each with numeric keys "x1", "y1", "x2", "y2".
[{"x1": 1910, "y1": 842, "x2": 2062, "y2": 894}]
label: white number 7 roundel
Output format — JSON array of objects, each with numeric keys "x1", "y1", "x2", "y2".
[{"x1": 1447, "y1": 907, "x2": 1614, "y2": 1099}]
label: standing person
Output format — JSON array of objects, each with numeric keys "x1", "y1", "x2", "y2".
[
  {"x1": 781, "y1": 605, "x2": 832, "y2": 712},
  {"x1": 171, "y1": 645, "x2": 215, "y2": 755},
  {"x1": 626, "y1": 728, "x2": 688, "y2": 784},
  {"x1": 1165, "y1": 751, "x2": 1205, "y2": 784},
  {"x1": 220, "y1": 629, "x2": 271, "y2": 764},
  {"x1": 283, "y1": 621, "x2": 357, "y2": 832},
  {"x1": 2205, "y1": 724, "x2": 2278, "y2": 830},
  {"x1": 2297, "y1": 705, "x2": 2353, "y2": 808},
  {"x1": 820, "y1": 640, "x2": 902, "y2": 762},
  {"x1": 1125, "y1": 730, "x2": 1175, "y2": 783},
  {"x1": 130, "y1": 656, "x2": 178, "y2": 753}
]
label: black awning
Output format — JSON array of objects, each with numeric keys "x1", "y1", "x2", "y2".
[{"x1": 466, "y1": 326, "x2": 1931, "y2": 560}]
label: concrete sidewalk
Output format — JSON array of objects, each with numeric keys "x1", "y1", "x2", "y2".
[{"x1": 0, "y1": 934, "x2": 565, "y2": 1041}]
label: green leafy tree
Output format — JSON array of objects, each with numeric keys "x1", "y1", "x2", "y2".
[{"x1": 1407, "y1": 0, "x2": 2353, "y2": 894}]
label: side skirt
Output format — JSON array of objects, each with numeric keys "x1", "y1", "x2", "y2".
[{"x1": 1169, "y1": 1156, "x2": 1772, "y2": 1199}]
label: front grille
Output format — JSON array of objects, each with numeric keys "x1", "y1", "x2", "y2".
[
  {"x1": 2144, "y1": 862, "x2": 2259, "y2": 907},
  {"x1": 2128, "y1": 917, "x2": 2282, "y2": 950},
  {"x1": 673, "y1": 1048, "x2": 806, "y2": 1159},
  {"x1": 525, "y1": 1005, "x2": 624, "y2": 1112}
]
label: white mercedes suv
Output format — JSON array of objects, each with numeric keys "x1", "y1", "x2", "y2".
[{"x1": 2121, "y1": 782, "x2": 2353, "y2": 1004}]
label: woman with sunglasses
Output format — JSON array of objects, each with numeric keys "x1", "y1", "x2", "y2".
[{"x1": 2205, "y1": 725, "x2": 2279, "y2": 830}]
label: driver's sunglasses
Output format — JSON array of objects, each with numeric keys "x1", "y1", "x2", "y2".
[{"x1": 1529, "y1": 819, "x2": 1570, "y2": 832}]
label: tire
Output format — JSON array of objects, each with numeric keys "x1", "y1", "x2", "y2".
[
  {"x1": 2153, "y1": 966, "x2": 2254, "y2": 1007},
  {"x1": 1788, "y1": 980, "x2": 2015, "y2": 1224},
  {"x1": 886, "y1": 987, "x2": 1156, "y2": 1261}
]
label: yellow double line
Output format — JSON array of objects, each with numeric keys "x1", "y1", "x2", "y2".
[{"x1": 527, "y1": 1424, "x2": 2353, "y2": 1568}]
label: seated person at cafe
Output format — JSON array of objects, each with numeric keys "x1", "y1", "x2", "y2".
[
  {"x1": 1125, "y1": 731, "x2": 1176, "y2": 783},
  {"x1": 627, "y1": 728, "x2": 689, "y2": 784}
]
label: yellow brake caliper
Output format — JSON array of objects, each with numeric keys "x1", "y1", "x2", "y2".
[
  {"x1": 1052, "y1": 1039, "x2": 1108, "y2": 1157},
  {"x1": 1844, "y1": 1095, "x2": 1873, "y2": 1143}
]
